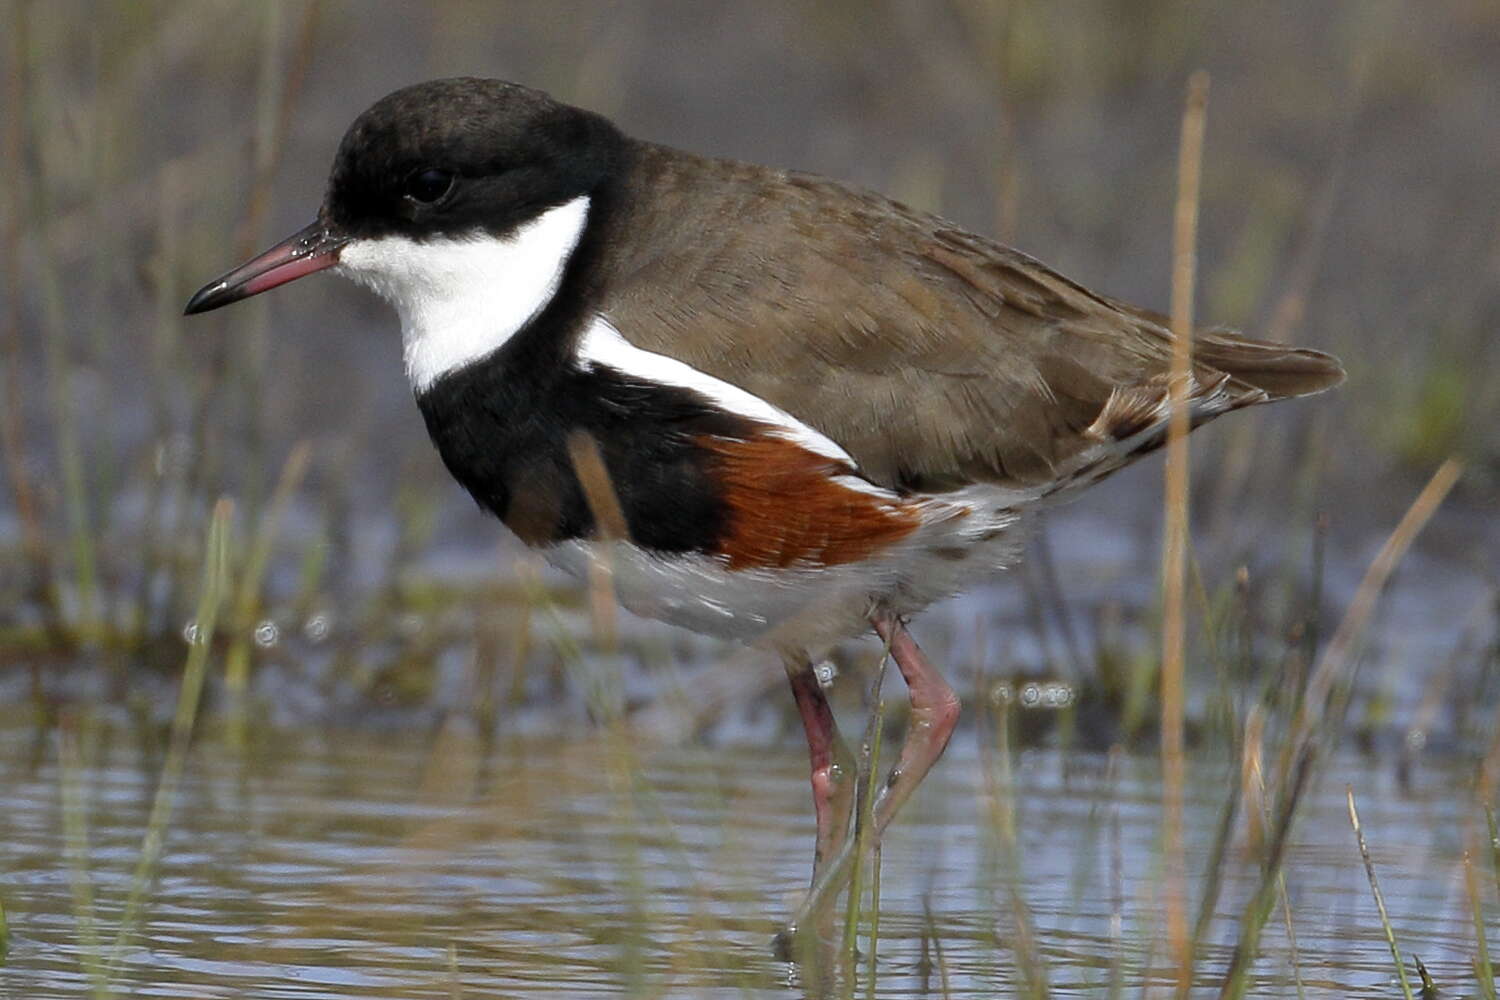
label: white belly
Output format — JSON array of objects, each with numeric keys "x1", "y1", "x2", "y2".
[{"x1": 544, "y1": 490, "x2": 1031, "y2": 652}]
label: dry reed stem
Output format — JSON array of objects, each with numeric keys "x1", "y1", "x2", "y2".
[
  {"x1": 235, "y1": 2, "x2": 323, "y2": 260},
  {"x1": 1296, "y1": 458, "x2": 1461, "y2": 734},
  {"x1": 1464, "y1": 846, "x2": 1497, "y2": 1000},
  {"x1": 1244, "y1": 706, "x2": 1306, "y2": 998},
  {"x1": 178, "y1": 1, "x2": 321, "y2": 556},
  {"x1": 1241, "y1": 705, "x2": 1267, "y2": 858},
  {"x1": 1217, "y1": 458, "x2": 1461, "y2": 999},
  {"x1": 566, "y1": 429, "x2": 629, "y2": 649},
  {"x1": 0, "y1": 5, "x2": 58, "y2": 630},
  {"x1": 1163, "y1": 68, "x2": 1209, "y2": 998}
]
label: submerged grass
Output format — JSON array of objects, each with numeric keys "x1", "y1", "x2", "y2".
[
  {"x1": 223, "y1": 442, "x2": 310, "y2": 739},
  {"x1": 107, "y1": 498, "x2": 231, "y2": 974},
  {"x1": 58, "y1": 716, "x2": 107, "y2": 999},
  {"x1": 49, "y1": 500, "x2": 232, "y2": 998},
  {"x1": 1465, "y1": 847, "x2": 1496, "y2": 1000}
]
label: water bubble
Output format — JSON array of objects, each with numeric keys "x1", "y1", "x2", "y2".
[
  {"x1": 989, "y1": 681, "x2": 1012, "y2": 705},
  {"x1": 253, "y1": 620, "x2": 279, "y2": 648},
  {"x1": 303, "y1": 613, "x2": 330, "y2": 642},
  {"x1": 814, "y1": 660, "x2": 838, "y2": 688},
  {"x1": 154, "y1": 432, "x2": 194, "y2": 477},
  {"x1": 182, "y1": 621, "x2": 204, "y2": 645},
  {"x1": 1020, "y1": 683, "x2": 1041, "y2": 707}
]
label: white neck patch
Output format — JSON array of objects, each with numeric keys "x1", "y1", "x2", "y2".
[{"x1": 336, "y1": 195, "x2": 590, "y2": 391}]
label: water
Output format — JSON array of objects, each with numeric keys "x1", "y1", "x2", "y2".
[{"x1": 0, "y1": 715, "x2": 1485, "y2": 998}]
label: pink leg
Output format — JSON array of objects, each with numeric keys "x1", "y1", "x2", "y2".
[
  {"x1": 868, "y1": 612, "x2": 962, "y2": 832},
  {"x1": 784, "y1": 653, "x2": 856, "y2": 878},
  {"x1": 777, "y1": 612, "x2": 961, "y2": 953}
]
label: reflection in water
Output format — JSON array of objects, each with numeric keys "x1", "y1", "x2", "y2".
[{"x1": 0, "y1": 716, "x2": 1482, "y2": 998}]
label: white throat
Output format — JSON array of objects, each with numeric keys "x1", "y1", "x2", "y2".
[{"x1": 336, "y1": 195, "x2": 590, "y2": 391}]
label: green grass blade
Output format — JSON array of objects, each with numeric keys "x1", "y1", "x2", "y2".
[
  {"x1": 107, "y1": 499, "x2": 233, "y2": 973},
  {"x1": 59, "y1": 719, "x2": 108, "y2": 998},
  {"x1": 1467, "y1": 849, "x2": 1497, "y2": 1000},
  {"x1": 1346, "y1": 786, "x2": 1414, "y2": 1000}
]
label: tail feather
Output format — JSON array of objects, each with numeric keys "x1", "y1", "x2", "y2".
[{"x1": 1193, "y1": 330, "x2": 1345, "y2": 399}]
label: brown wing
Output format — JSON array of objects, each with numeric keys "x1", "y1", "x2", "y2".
[{"x1": 600, "y1": 143, "x2": 1343, "y2": 493}]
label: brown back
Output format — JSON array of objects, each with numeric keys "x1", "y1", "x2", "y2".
[{"x1": 599, "y1": 142, "x2": 1343, "y2": 493}]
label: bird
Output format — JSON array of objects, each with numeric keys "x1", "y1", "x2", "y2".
[{"x1": 185, "y1": 77, "x2": 1343, "y2": 949}]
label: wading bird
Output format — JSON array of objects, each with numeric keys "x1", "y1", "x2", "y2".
[{"x1": 186, "y1": 78, "x2": 1342, "y2": 951}]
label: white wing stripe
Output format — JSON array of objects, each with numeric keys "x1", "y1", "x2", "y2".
[{"x1": 577, "y1": 316, "x2": 859, "y2": 467}]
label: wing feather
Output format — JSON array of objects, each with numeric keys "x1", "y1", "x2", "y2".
[{"x1": 600, "y1": 144, "x2": 1343, "y2": 493}]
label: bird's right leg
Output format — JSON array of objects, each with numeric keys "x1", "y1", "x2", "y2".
[{"x1": 783, "y1": 651, "x2": 857, "y2": 881}]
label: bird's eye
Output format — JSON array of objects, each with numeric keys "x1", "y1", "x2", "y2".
[{"x1": 405, "y1": 168, "x2": 454, "y2": 204}]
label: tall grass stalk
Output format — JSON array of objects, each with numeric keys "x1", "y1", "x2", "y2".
[
  {"x1": 1217, "y1": 458, "x2": 1460, "y2": 999},
  {"x1": 842, "y1": 663, "x2": 886, "y2": 974},
  {"x1": 922, "y1": 900, "x2": 954, "y2": 1000},
  {"x1": 1106, "y1": 747, "x2": 1124, "y2": 999},
  {"x1": 865, "y1": 837, "x2": 882, "y2": 1000},
  {"x1": 236, "y1": 1, "x2": 321, "y2": 517},
  {"x1": 131, "y1": 158, "x2": 189, "y2": 646},
  {"x1": 1487, "y1": 806, "x2": 1500, "y2": 905},
  {"x1": 171, "y1": 1, "x2": 318, "y2": 617},
  {"x1": 1189, "y1": 748, "x2": 1239, "y2": 973},
  {"x1": 0, "y1": 3, "x2": 62, "y2": 637},
  {"x1": 107, "y1": 498, "x2": 233, "y2": 973},
  {"x1": 59, "y1": 716, "x2": 107, "y2": 998},
  {"x1": 1258, "y1": 749, "x2": 1307, "y2": 998},
  {"x1": 37, "y1": 189, "x2": 100, "y2": 630},
  {"x1": 1239, "y1": 705, "x2": 1306, "y2": 998},
  {"x1": 1162, "y1": 68, "x2": 1209, "y2": 999},
  {"x1": 979, "y1": 682, "x2": 1048, "y2": 997},
  {"x1": 24, "y1": 6, "x2": 101, "y2": 630},
  {"x1": 224, "y1": 442, "x2": 312, "y2": 740},
  {"x1": 566, "y1": 429, "x2": 628, "y2": 651},
  {"x1": 1345, "y1": 786, "x2": 1414, "y2": 1000},
  {"x1": 1465, "y1": 847, "x2": 1496, "y2": 1000}
]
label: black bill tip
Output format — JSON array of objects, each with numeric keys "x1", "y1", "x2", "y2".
[
  {"x1": 183, "y1": 220, "x2": 349, "y2": 316},
  {"x1": 184, "y1": 280, "x2": 239, "y2": 316}
]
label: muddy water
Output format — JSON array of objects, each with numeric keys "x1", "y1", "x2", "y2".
[{"x1": 0, "y1": 716, "x2": 1483, "y2": 998}]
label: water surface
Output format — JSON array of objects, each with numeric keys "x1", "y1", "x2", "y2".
[{"x1": 0, "y1": 717, "x2": 1483, "y2": 997}]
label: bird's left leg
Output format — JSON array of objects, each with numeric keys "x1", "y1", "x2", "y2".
[{"x1": 864, "y1": 612, "x2": 962, "y2": 830}]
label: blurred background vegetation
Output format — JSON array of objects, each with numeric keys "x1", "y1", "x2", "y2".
[
  {"x1": 3, "y1": 3, "x2": 1500, "y2": 997},
  {"x1": 2, "y1": 0, "x2": 1494, "y2": 737}
]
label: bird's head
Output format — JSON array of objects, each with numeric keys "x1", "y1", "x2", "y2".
[{"x1": 184, "y1": 77, "x2": 620, "y2": 319}]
